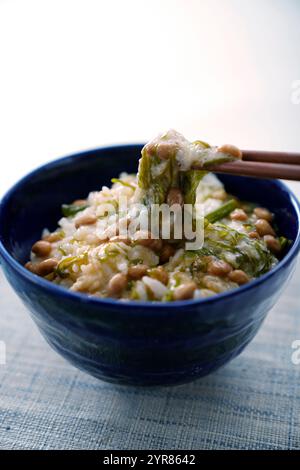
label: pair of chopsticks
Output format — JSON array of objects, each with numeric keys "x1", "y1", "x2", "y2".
[{"x1": 205, "y1": 150, "x2": 300, "y2": 181}]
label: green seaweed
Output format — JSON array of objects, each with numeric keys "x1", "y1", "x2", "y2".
[
  {"x1": 111, "y1": 178, "x2": 135, "y2": 190},
  {"x1": 181, "y1": 170, "x2": 207, "y2": 205},
  {"x1": 55, "y1": 253, "x2": 88, "y2": 278},
  {"x1": 206, "y1": 199, "x2": 237, "y2": 223},
  {"x1": 203, "y1": 223, "x2": 277, "y2": 277},
  {"x1": 136, "y1": 149, "x2": 180, "y2": 206},
  {"x1": 62, "y1": 203, "x2": 88, "y2": 217}
]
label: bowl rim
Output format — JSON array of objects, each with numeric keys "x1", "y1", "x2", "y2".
[{"x1": 1, "y1": 143, "x2": 300, "y2": 312}]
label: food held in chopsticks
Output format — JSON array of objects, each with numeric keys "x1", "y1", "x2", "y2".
[{"x1": 25, "y1": 130, "x2": 289, "y2": 301}]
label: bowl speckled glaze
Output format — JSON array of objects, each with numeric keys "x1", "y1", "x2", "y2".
[{"x1": 1, "y1": 145, "x2": 300, "y2": 386}]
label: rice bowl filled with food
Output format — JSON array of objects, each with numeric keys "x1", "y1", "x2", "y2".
[{"x1": 1, "y1": 130, "x2": 299, "y2": 385}]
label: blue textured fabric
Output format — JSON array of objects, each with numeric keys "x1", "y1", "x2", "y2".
[{"x1": 0, "y1": 263, "x2": 300, "y2": 450}]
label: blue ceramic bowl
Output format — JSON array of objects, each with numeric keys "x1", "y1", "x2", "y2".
[{"x1": 1, "y1": 145, "x2": 300, "y2": 386}]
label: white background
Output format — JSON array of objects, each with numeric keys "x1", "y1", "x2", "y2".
[{"x1": 0, "y1": 0, "x2": 300, "y2": 197}]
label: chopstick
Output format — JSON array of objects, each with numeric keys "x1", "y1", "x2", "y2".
[
  {"x1": 242, "y1": 150, "x2": 300, "y2": 165},
  {"x1": 204, "y1": 160, "x2": 300, "y2": 181},
  {"x1": 195, "y1": 150, "x2": 300, "y2": 181}
]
